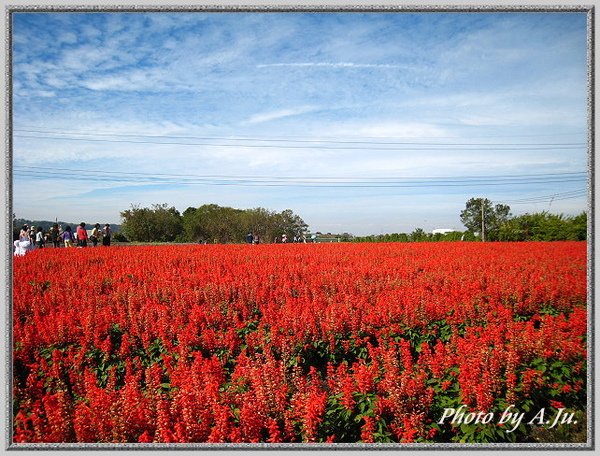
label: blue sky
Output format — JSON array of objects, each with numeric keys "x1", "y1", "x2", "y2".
[{"x1": 12, "y1": 11, "x2": 588, "y2": 235}]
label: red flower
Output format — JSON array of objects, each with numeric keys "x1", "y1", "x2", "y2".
[{"x1": 12, "y1": 242, "x2": 587, "y2": 443}]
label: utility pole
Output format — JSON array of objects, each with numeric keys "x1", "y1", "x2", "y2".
[{"x1": 481, "y1": 199, "x2": 485, "y2": 242}]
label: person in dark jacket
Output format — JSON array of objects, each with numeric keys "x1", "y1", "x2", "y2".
[{"x1": 102, "y1": 224, "x2": 112, "y2": 246}]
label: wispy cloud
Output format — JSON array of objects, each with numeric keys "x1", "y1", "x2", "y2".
[
  {"x1": 257, "y1": 62, "x2": 403, "y2": 69},
  {"x1": 326, "y1": 121, "x2": 449, "y2": 139},
  {"x1": 244, "y1": 106, "x2": 319, "y2": 125}
]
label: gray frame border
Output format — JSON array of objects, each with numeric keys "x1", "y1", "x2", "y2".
[{"x1": 3, "y1": 3, "x2": 595, "y2": 452}]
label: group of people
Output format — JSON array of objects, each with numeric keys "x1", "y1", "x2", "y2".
[
  {"x1": 280, "y1": 234, "x2": 307, "y2": 243},
  {"x1": 245, "y1": 232, "x2": 308, "y2": 244},
  {"x1": 246, "y1": 232, "x2": 261, "y2": 245},
  {"x1": 14, "y1": 222, "x2": 112, "y2": 256}
]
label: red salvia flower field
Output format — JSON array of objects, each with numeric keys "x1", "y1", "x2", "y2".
[{"x1": 12, "y1": 242, "x2": 587, "y2": 444}]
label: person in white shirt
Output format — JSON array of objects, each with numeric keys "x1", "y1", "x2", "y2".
[
  {"x1": 35, "y1": 226, "x2": 45, "y2": 249},
  {"x1": 90, "y1": 223, "x2": 102, "y2": 247}
]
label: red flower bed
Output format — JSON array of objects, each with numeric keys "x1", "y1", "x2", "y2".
[{"x1": 12, "y1": 242, "x2": 587, "y2": 443}]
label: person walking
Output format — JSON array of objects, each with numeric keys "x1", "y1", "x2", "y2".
[
  {"x1": 35, "y1": 226, "x2": 45, "y2": 249},
  {"x1": 28, "y1": 226, "x2": 36, "y2": 246},
  {"x1": 50, "y1": 223, "x2": 60, "y2": 248},
  {"x1": 102, "y1": 224, "x2": 111, "y2": 246},
  {"x1": 76, "y1": 222, "x2": 88, "y2": 247},
  {"x1": 90, "y1": 223, "x2": 101, "y2": 247},
  {"x1": 61, "y1": 225, "x2": 75, "y2": 248}
]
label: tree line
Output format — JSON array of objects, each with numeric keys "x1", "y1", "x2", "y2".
[
  {"x1": 119, "y1": 199, "x2": 587, "y2": 244},
  {"x1": 495, "y1": 211, "x2": 587, "y2": 241},
  {"x1": 119, "y1": 203, "x2": 308, "y2": 243},
  {"x1": 459, "y1": 197, "x2": 586, "y2": 241},
  {"x1": 354, "y1": 198, "x2": 586, "y2": 243},
  {"x1": 14, "y1": 197, "x2": 587, "y2": 245},
  {"x1": 352, "y1": 230, "x2": 478, "y2": 243}
]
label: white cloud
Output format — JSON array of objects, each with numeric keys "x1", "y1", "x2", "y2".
[
  {"x1": 58, "y1": 32, "x2": 78, "y2": 45},
  {"x1": 30, "y1": 90, "x2": 56, "y2": 98},
  {"x1": 257, "y1": 62, "x2": 403, "y2": 69},
  {"x1": 325, "y1": 121, "x2": 449, "y2": 139},
  {"x1": 244, "y1": 106, "x2": 319, "y2": 125}
]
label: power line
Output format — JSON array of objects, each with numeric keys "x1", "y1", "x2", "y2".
[
  {"x1": 13, "y1": 167, "x2": 587, "y2": 188},
  {"x1": 13, "y1": 173, "x2": 585, "y2": 188},
  {"x1": 505, "y1": 194, "x2": 587, "y2": 205},
  {"x1": 14, "y1": 165, "x2": 587, "y2": 181},
  {"x1": 13, "y1": 133, "x2": 585, "y2": 151},
  {"x1": 13, "y1": 128, "x2": 587, "y2": 148},
  {"x1": 501, "y1": 189, "x2": 586, "y2": 202},
  {"x1": 497, "y1": 190, "x2": 587, "y2": 205},
  {"x1": 14, "y1": 125, "x2": 588, "y2": 141}
]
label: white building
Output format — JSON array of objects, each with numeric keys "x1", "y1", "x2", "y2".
[{"x1": 432, "y1": 228, "x2": 458, "y2": 235}]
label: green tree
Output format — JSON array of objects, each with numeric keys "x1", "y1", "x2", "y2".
[
  {"x1": 182, "y1": 204, "x2": 246, "y2": 243},
  {"x1": 410, "y1": 227, "x2": 428, "y2": 242},
  {"x1": 153, "y1": 204, "x2": 183, "y2": 242},
  {"x1": 120, "y1": 206, "x2": 153, "y2": 242},
  {"x1": 180, "y1": 204, "x2": 309, "y2": 243},
  {"x1": 339, "y1": 232, "x2": 354, "y2": 242},
  {"x1": 123, "y1": 202, "x2": 311, "y2": 244},
  {"x1": 244, "y1": 207, "x2": 277, "y2": 242},
  {"x1": 277, "y1": 209, "x2": 309, "y2": 239},
  {"x1": 182, "y1": 205, "x2": 209, "y2": 242},
  {"x1": 497, "y1": 211, "x2": 587, "y2": 241},
  {"x1": 460, "y1": 198, "x2": 511, "y2": 241},
  {"x1": 120, "y1": 203, "x2": 182, "y2": 242},
  {"x1": 567, "y1": 212, "x2": 587, "y2": 240}
]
